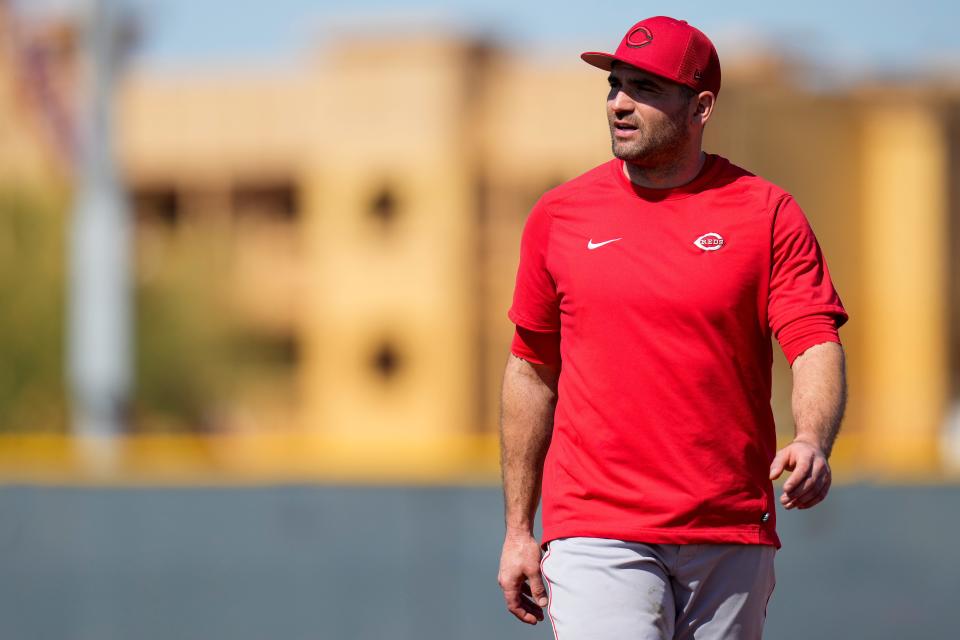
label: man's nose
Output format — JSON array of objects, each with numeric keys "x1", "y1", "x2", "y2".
[{"x1": 609, "y1": 89, "x2": 633, "y2": 113}]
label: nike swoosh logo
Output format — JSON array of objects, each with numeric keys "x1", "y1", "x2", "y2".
[{"x1": 587, "y1": 237, "x2": 622, "y2": 250}]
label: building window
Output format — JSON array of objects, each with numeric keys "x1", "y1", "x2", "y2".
[
  {"x1": 133, "y1": 186, "x2": 180, "y2": 227},
  {"x1": 368, "y1": 185, "x2": 399, "y2": 230},
  {"x1": 370, "y1": 339, "x2": 401, "y2": 381},
  {"x1": 232, "y1": 181, "x2": 298, "y2": 222}
]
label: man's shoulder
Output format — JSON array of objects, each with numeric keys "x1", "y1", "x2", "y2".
[{"x1": 713, "y1": 154, "x2": 793, "y2": 207}]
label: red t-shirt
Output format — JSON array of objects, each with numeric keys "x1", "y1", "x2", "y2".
[{"x1": 507, "y1": 153, "x2": 848, "y2": 550}]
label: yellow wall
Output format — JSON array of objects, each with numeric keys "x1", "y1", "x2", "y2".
[{"x1": 1, "y1": 25, "x2": 957, "y2": 481}]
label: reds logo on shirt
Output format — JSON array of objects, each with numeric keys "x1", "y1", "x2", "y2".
[{"x1": 693, "y1": 232, "x2": 724, "y2": 251}]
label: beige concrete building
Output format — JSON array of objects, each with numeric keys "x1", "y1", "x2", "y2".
[
  {"x1": 0, "y1": 4, "x2": 71, "y2": 188},
  {"x1": 1, "y1": 4, "x2": 958, "y2": 480}
]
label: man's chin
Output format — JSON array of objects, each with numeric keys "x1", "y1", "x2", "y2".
[{"x1": 612, "y1": 142, "x2": 647, "y2": 162}]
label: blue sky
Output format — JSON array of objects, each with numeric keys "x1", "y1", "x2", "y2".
[{"x1": 17, "y1": 0, "x2": 960, "y2": 78}]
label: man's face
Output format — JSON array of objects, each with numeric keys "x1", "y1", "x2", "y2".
[{"x1": 606, "y1": 62, "x2": 696, "y2": 167}]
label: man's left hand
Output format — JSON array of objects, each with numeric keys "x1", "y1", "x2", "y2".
[{"x1": 769, "y1": 439, "x2": 831, "y2": 509}]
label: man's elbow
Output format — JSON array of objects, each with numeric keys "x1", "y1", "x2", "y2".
[
  {"x1": 506, "y1": 353, "x2": 560, "y2": 399},
  {"x1": 790, "y1": 341, "x2": 847, "y2": 404}
]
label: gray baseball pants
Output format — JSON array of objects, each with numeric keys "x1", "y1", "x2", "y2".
[{"x1": 540, "y1": 537, "x2": 776, "y2": 640}]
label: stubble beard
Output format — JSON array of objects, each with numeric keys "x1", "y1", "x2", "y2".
[{"x1": 610, "y1": 105, "x2": 691, "y2": 170}]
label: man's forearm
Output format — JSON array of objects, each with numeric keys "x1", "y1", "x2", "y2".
[
  {"x1": 790, "y1": 341, "x2": 847, "y2": 457},
  {"x1": 499, "y1": 354, "x2": 558, "y2": 534}
]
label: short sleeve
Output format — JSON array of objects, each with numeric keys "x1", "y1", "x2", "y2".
[
  {"x1": 768, "y1": 195, "x2": 849, "y2": 364},
  {"x1": 507, "y1": 197, "x2": 560, "y2": 332},
  {"x1": 510, "y1": 326, "x2": 561, "y2": 368}
]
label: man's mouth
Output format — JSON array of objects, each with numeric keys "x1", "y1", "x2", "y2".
[{"x1": 613, "y1": 120, "x2": 639, "y2": 137}]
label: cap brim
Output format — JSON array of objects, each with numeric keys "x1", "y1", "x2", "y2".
[
  {"x1": 580, "y1": 52, "x2": 616, "y2": 71},
  {"x1": 580, "y1": 52, "x2": 694, "y2": 92}
]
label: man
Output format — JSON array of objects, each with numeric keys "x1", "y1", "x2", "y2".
[{"x1": 497, "y1": 15, "x2": 848, "y2": 640}]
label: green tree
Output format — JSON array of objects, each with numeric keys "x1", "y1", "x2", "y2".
[{"x1": 0, "y1": 187, "x2": 68, "y2": 433}]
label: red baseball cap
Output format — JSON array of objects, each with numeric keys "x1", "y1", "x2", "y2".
[{"x1": 581, "y1": 16, "x2": 721, "y2": 98}]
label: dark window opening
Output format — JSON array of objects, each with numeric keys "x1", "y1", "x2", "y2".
[
  {"x1": 133, "y1": 186, "x2": 180, "y2": 227},
  {"x1": 369, "y1": 186, "x2": 399, "y2": 229},
  {"x1": 268, "y1": 332, "x2": 300, "y2": 367},
  {"x1": 370, "y1": 340, "x2": 401, "y2": 380},
  {"x1": 232, "y1": 182, "x2": 298, "y2": 222}
]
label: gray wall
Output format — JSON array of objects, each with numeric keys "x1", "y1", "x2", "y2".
[{"x1": 0, "y1": 483, "x2": 957, "y2": 639}]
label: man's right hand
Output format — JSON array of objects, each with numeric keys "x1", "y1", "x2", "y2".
[{"x1": 497, "y1": 532, "x2": 549, "y2": 625}]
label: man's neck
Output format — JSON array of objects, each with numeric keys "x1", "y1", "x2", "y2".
[{"x1": 622, "y1": 150, "x2": 706, "y2": 190}]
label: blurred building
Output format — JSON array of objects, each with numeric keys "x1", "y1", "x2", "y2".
[
  {"x1": 0, "y1": 2, "x2": 73, "y2": 186},
  {"x1": 1, "y1": 4, "x2": 959, "y2": 480}
]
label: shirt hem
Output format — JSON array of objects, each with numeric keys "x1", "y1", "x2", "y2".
[
  {"x1": 771, "y1": 304, "x2": 849, "y2": 335},
  {"x1": 784, "y1": 333, "x2": 842, "y2": 366},
  {"x1": 507, "y1": 308, "x2": 560, "y2": 332},
  {"x1": 542, "y1": 523, "x2": 782, "y2": 551}
]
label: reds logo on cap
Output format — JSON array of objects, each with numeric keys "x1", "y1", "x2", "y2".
[
  {"x1": 580, "y1": 16, "x2": 722, "y2": 98},
  {"x1": 625, "y1": 26, "x2": 653, "y2": 48}
]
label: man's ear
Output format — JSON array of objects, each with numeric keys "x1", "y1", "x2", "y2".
[{"x1": 694, "y1": 92, "x2": 716, "y2": 126}]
